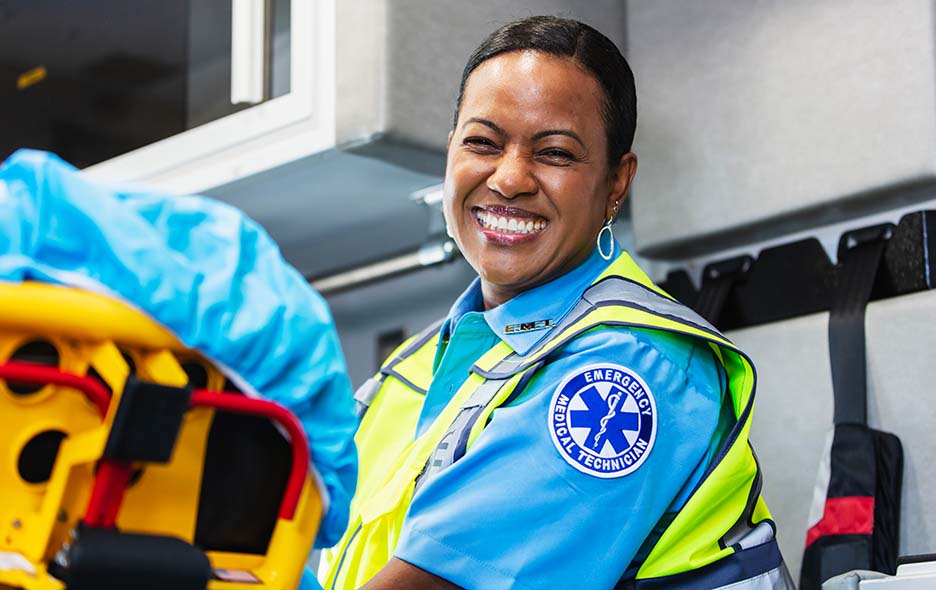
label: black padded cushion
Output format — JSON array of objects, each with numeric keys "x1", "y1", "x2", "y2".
[
  {"x1": 194, "y1": 410, "x2": 291, "y2": 555},
  {"x1": 104, "y1": 377, "x2": 191, "y2": 463},
  {"x1": 52, "y1": 527, "x2": 211, "y2": 590}
]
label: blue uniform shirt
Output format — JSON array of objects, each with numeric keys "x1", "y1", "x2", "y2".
[{"x1": 395, "y1": 243, "x2": 732, "y2": 590}]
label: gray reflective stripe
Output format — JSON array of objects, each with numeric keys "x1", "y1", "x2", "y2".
[
  {"x1": 723, "y1": 448, "x2": 766, "y2": 548},
  {"x1": 356, "y1": 318, "x2": 445, "y2": 417},
  {"x1": 353, "y1": 377, "x2": 383, "y2": 418},
  {"x1": 711, "y1": 564, "x2": 796, "y2": 590},
  {"x1": 735, "y1": 521, "x2": 775, "y2": 552},
  {"x1": 383, "y1": 318, "x2": 445, "y2": 374},
  {"x1": 475, "y1": 276, "x2": 730, "y2": 379},
  {"x1": 583, "y1": 277, "x2": 723, "y2": 338},
  {"x1": 414, "y1": 375, "x2": 512, "y2": 492}
]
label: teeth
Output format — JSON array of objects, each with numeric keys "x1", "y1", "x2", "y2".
[{"x1": 475, "y1": 210, "x2": 548, "y2": 234}]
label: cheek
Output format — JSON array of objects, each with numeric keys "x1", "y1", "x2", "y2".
[
  {"x1": 449, "y1": 154, "x2": 492, "y2": 196},
  {"x1": 540, "y1": 173, "x2": 606, "y2": 224}
]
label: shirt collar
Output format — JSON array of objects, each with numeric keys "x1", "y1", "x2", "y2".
[{"x1": 442, "y1": 242, "x2": 619, "y2": 356}]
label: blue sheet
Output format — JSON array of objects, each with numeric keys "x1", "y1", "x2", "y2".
[{"x1": 0, "y1": 149, "x2": 357, "y2": 549}]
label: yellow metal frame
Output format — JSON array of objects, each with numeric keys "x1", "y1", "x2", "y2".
[{"x1": 0, "y1": 282, "x2": 321, "y2": 590}]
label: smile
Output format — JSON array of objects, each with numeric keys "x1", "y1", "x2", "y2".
[{"x1": 474, "y1": 209, "x2": 549, "y2": 235}]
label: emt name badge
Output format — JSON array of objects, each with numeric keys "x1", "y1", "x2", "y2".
[{"x1": 548, "y1": 363, "x2": 657, "y2": 478}]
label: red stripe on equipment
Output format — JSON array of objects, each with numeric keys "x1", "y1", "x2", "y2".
[
  {"x1": 0, "y1": 361, "x2": 111, "y2": 417},
  {"x1": 805, "y1": 496, "x2": 875, "y2": 547}
]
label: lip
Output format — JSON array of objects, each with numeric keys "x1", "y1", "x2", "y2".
[{"x1": 472, "y1": 205, "x2": 548, "y2": 245}]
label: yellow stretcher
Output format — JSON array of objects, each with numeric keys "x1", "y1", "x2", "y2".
[{"x1": 0, "y1": 282, "x2": 322, "y2": 590}]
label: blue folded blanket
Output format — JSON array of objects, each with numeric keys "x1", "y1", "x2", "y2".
[{"x1": 0, "y1": 149, "x2": 357, "y2": 550}]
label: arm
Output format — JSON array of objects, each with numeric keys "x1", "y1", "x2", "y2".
[{"x1": 363, "y1": 558, "x2": 461, "y2": 590}]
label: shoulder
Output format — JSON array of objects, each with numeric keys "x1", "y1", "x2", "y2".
[
  {"x1": 482, "y1": 323, "x2": 726, "y2": 482},
  {"x1": 519, "y1": 324, "x2": 724, "y2": 407}
]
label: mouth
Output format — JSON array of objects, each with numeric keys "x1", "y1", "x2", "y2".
[{"x1": 472, "y1": 206, "x2": 549, "y2": 242}]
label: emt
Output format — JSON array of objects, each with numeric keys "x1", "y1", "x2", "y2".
[{"x1": 322, "y1": 15, "x2": 794, "y2": 590}]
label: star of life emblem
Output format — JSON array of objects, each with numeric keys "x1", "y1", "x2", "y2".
[{"x1": 548, "y1": 363, "x2": 657, "y2": 478}]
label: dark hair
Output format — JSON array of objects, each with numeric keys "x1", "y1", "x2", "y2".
[{"x1": 454, "y1": 15, "x2": 637, "y2": 164}]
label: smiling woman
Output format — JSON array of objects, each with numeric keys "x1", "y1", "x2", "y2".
[
  {"x1": 445, "y1": 49, "x2": 635, "y2": 308},
  {"x1": 319, "y1": 15, "x2": 794, "y2": 590}
]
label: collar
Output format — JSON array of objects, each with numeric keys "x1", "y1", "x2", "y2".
[{"x1": 441, "y1": 242, "x2": 619, "y2": 357}]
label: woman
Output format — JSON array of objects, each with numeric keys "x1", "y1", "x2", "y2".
[{"x1": 322, "y1": 16, "x2": 794, "y2": 590}]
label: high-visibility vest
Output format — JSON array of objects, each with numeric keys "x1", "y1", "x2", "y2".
[{"x1": 321, "y1": 252, "x2": 795, "y2": 590}]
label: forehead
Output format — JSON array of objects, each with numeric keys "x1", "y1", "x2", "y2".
[{"x1": 459, "y1": 51, "x2": 606, "y2": 137}]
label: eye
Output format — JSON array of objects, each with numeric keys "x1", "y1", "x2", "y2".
[
  {"x1": 463, "y1": 136, "x2": 500, "y2": 154},
  {"x1": 537, "y1": 148, "x2": 575, "y2": 165}
]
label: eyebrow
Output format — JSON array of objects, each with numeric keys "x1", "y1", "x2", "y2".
[
  {"x1": 532, "y1": 129, "x2": 586, "y2": 148},
  {"x1": 462, "y1": 117, "x2": 507, "y2": 136},
  {"x1": 462, "y1": 118, "x2": 586, "y2": 149}
]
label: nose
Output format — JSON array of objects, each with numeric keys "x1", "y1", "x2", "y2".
[{"x1": 486, "y1": 150, "x2": 537, "y2": 199}]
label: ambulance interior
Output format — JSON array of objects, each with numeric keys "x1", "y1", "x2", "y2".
[{"x1": 1, "y1": 1, "x2": 935, "y2": 589}]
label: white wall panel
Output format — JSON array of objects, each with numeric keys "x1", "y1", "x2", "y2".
[{"x1": 629, "y1": 0, "x2": 936, "y2": 257}]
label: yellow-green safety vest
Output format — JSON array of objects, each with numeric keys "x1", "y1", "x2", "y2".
[{"x1": 321, "y1": 252, "x2": 795, "y2": 590}]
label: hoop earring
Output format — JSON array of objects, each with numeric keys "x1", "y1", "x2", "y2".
[{"x1": 597, "y1": 221, "x2": 615, "y2": 261}]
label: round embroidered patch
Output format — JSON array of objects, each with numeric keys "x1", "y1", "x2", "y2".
[{"x1": 548, "y1": 363, "x2": 657, "y2": 478}]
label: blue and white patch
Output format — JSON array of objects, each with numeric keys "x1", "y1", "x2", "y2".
[{"x1": 548, "y1": 363, "x2": 657, "y2": 478}]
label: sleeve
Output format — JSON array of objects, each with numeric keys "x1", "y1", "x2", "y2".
[{"x1": 394, "y1": 326, "x2": 726, "y2": 590}]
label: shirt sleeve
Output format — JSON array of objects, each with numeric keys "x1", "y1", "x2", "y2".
[{"x1": 394, "y1": 326, "x2": 726, "y2": 590}]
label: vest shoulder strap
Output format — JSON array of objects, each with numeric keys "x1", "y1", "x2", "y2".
[
  {"x1": 472, "y1": 275, "x2": 735, "y2": 380},
  {"x1": 353, "y1": 318, "x2": 444, "y2": 417}
]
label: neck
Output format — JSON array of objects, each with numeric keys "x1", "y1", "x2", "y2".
[{"x1": 480, "y1": 284, "x2": 516, "y2": 310}]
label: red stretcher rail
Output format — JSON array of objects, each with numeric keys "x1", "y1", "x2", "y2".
[
  {"x1": 0, "y1": 361, "x2": 310, "y2": 524},
  {"x1": 189, "y1": 390, "x2": 310, "y2": 520},
  {"x1": 0, "y1": 361, "x2": 110, "y2": 417}
]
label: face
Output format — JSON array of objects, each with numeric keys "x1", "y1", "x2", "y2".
[{"x1": 444, "y1": 50, "x2": 637, "y2": 308}]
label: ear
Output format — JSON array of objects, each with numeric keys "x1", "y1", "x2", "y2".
[{"x1": 605, "y1": 152, "x2": 638, "y2": 221}]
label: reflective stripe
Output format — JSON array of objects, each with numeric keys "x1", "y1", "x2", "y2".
[
  {"x1": 415, "y1": 361, "x2": 544, "y2": 491},
  {"x1": 473, "y1": 276, "x2": 734, "y2": 379},
  {"x1": 383, "y1": 319, "x2": 445, "y2": 374},
  {"x1": 353, "y1": 377, "x2": 383, "y2": 418},
  {"x1": 630, "y1": 538, "x2": 794, "y2": 590},
  {"x1": 736, "y1": 521, "x2": 775, "y2": 552},
  {"x1": 583, "y1": 277, "x2": 723, "y2": 340},
  {"x1": 414, "y1": 376, "x2": 511, "y2": 491},
  {"x1": 354, "y1": 319, "x2": 444, "y2": 416},
  {"x1": 378, "y1": 366, "x2": 429, "y2": 395},
  {"x1": 712, "y1": 565, "x2": 795, "y2": 590},
  {"x1": 722, "y1": 447, "x2": 766, "y2": 547}
]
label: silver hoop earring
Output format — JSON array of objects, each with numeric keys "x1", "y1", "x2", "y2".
[{"x1": 597, "y1": 221, "x2": 615, "y2": 261}]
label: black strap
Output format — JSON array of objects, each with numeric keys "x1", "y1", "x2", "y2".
[
  {"x1": 829, "y1": 224, "x2": 893, "y2": 425},
  {"x1": 694, "y1": 255, "x2": 753, "y2": 326}
]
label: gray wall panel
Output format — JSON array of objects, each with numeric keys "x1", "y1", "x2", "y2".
[
  {"x1": 327, "y1": 258, "x2": 477, "y2": 386},
  {"x1": 731, "y1": 289, "x2": 936, "y2": 580},
  {"x1": 629, "y1": 0, "x2": 936, "y2": 257},
  {"x1": 385, "y1": 0, "x2": 627, "y2": 151}
]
